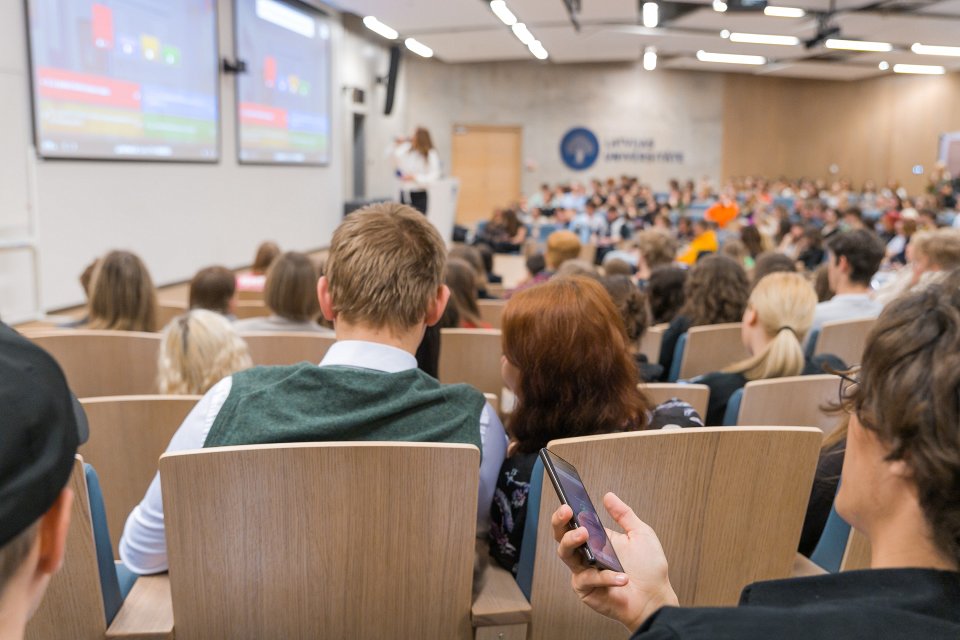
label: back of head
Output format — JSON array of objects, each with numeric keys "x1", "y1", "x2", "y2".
[
  {"x1": 158, "y1": 310, "x2": 253, "y2": 395},
  {"x1": 679, "y1": 254, "x2": 750, "y2": 327},
  {"x1": 189, "y1": 266, "x2": 236, "y2": 315},
  {"x1": 327, "y1": 203, "x2": 446, "y2": 332},
  {"x1": 449, "y1": 245, "x2": 488, "y2": 288},
  {"x1": 647, "y1": 266, "x2": 688, "y2": 324},
  {"x1": 545, "y1": 230, "x2": 582, "y2": 270},
  {"x1": 445, "y1": 258, "x2": 481, "y2": 324},
  {"x1": 850, "y1": 274, "x2": 960, "y2": 566},
  {"x1": 752, "y1": 251, "x2": 797, "y2": 287},
  {"x1": 603, "y1": 258, "x2": 634, "y2": 277},
  {"x1": 0, "y1": 325, "x2": 80, "y2": 618},
  {"x1": 740, "y1": 225, "x2": 765, "y2": 258},
  {"x1": 728, "y1": 271, "x2": 817, "y2": 380},
  {"x1": 87, "y1": 250, "x2": 157, "y2": 332},
  {"x1": 412, "y1": 127, "x2": 434, "y2": 158},
  {"x1": 264, "y1": 252, "x2": 320, "y2": 323},
  {"x1": 556, "y1": 259, "x2": 597, "y2": 279},
  {"x1": 826, "y1": 229, "x2": 885, "y2": 285},
  {"x1": 914, "y1": 228, "x2": 960, "y2": 271},
  {"x1": 252, "y1": 241, "x2": 280, "y2": 275},
  {"x1": 602, "y1": 275, "x2": 650, "y2": 343},
  {"x1": 79, "y1": 259, "x2": 99, "y2": 299},
  {"x1": 502, "y1": 276, "x2": 647, "y2": 454}
]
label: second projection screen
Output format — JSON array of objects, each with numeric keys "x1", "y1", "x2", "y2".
[{"x1": 236, "y1": 0, "x2": 332, "y2": 165}]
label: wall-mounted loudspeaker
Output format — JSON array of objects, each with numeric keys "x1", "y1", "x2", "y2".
[{"x1": 383, "y1": 45, "x2": 401, "y2": 116}]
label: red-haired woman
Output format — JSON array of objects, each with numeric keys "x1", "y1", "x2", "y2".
[{"x1": 489, "y1": 276, "x2": 702, "y2": 576}]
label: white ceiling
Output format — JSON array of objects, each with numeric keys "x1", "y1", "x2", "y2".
[{"x1": 332, "y1": 0, "x2": 960, "y2": 79}]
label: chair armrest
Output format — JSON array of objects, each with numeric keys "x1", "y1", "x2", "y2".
[
  {"x1": 105, "y1": 575, "x2": 174, "y2": 640},
  {"x1": 791, "y1": 553, "x2": 828, "y2": 578},
  {"x1": 471, "y1": 563, "x2": 532, "y2": 627}
]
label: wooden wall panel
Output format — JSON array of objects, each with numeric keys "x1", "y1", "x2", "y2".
[{"x1": 722, "y1": 72, "x2": 960, "y2": 192}]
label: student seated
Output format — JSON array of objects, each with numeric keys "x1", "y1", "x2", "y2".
[
  {"x1": 449, "y1": 245, "x2": 497, "y2": 299},
  {"x1": 646, "y1": 266, "x2": 687, "y2": 324},
  {"x1": 233, "y1": 251, "x2": 333, "y2": 334},
  {"x1": 677, "y1": 219, "x2": 718, "y2": 265},
  {"x1": 445, "y1": 258, "x2": 493, "y2": 329},
  {"x1": 750, "y1": 251, "x2": 797, "y2": 289},
  {"x1": 59, "y1": 258, "x2": 99, "y2": 328},
  {"x1": 158, "y1": 310, "x2": 253, "y2": 395},
  {"x1": 601, "y1": 275, "x2": 661, "y2": 382},
  {"x1": 0, "y1": 324, "x2": 82, "y2": 639},
  {"x1": 509, "y1": 230, "x2": 581, "y2": 296},
  {"x1": 236, "y1": 241, "x2": 280, "y2": 293},
  {"x1": 120, "y1": 203, "x2": 507, "y2": 575},
  {"x1": 189, "y1": 266, "x2": 238, "y2": 320},
  {"x1": 489, "y1": 277, "x2": 701, "y2": 577},
  {"x1": 549, "y1": 279, "x2": 960, "y2": 639},
  {"x1": 808, "y1": 230, "x2": 885, "y2": 335},
  {"x1": 692, "y1": 272, "x2": 843, "y2": 425},
  {"x1": 658, "y1": 255, "x2": 750, "y2": 381},
  {"x1": 84, "y1": 250, "x2": 158, "y2": 332}
]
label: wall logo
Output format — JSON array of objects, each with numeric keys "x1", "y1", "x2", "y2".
[{"x1": 560, "y1": 127, "x2": 600, "y2": 171}]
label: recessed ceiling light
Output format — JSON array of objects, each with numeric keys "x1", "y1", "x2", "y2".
[
  {"x1": 824, "y1": 39, "x2": 892, "y2": 52},
  {"x1": 720, "y1": 29, "x2": 730, "y2": 39},
  {"x1": 512, "y1": 22, "x2": 535, "y2": 46},
  {"x1": 893, "y1": 63, "x2": 945, "y2": 75},
  {"x1": 642, "y1": 2, "x2": 659, "y2": 28},
  {"x1": 713, "y1": 0, "x2": 728, "y2": 12},
  {"x1": 696, "y1": 50, "x2": 766, "y2": 65},
  {"x1": 404, "y1": 38, "x2": 433, "y2": 58},
  {"x1": 764, "y1": 6, "x2": 805, "y2": 17},
  {"x1": 878, "y1": 61, "x2": 889, "y2": 71},
  {"x1": 729, "y1": 32, "x2": 800, "y2": 46},
  {"x1": 489, "y1": 0, "x2": 517, "y2": 26},
  {"x1": 362, "y1": 16, "x2": 398, "y2": 40},
  {"x1": 911, "y1": 43, "x2": 960, "y2": 57},
  {"x1": 643, "y1": 46, "x2": 657, "y2": 71},
  {"x1": 529, "y1": 40, "x2": 549, "y2": 60}
]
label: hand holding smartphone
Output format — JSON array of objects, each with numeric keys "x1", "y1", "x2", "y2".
[{"x1": 540, "y1": 448, "x2": 624, "y2": 573}]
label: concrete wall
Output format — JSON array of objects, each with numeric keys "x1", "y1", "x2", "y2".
[{"x1": 404, "y1": 59, "x2": 726, "y2": 195}]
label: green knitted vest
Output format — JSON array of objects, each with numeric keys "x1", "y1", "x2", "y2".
[{"x1": 204, "y1": 363, "x2": 485, "y2": 457}]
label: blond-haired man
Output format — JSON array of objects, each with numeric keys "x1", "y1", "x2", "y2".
[{"x1": 120, "y1": 203, "x2": 507, "y2": 574}]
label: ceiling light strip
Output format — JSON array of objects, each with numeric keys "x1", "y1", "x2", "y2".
[
  {"x1": 696, "y1": 50, "x2": 766, "y2": 65},
  {"x1": 362, "y1": 16, "x2": 398, "y2": 40},
  {"x1": 824, "y1": 38, "x2": 892, "y2": 52},
  {"x1": 764, "y1": 6, "x2": 805, "y2": 17},
  {"x1": 729, "y1": 32, "x2": 799, "y2": 46},
  {"x1": 404, "y1": 38, "x2": 433, "y2": 58},
  {"x1": 911, "y1": 43, "x2": 960, "y2": 57},
  {"x1": 893, "y1": 63, "x2": 945, "y2": 75},
  {"x1": 489, "y1": 3, "x2": 549, "y2": 61},
  {"x1": 489, "y1": 0, "x2": 517, "y2": 26},
  {"x1": 642, "y1": 2, "x2": 659, "y2": 28}
]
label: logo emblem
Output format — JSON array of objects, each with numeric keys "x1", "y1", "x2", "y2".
[{"x1": 560, "y1": 127, "x2": 599, "y2": 171}]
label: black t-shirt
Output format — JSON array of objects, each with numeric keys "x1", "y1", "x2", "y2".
[{"x1": 631, "y1": 569, "x2": 960, "y2": 639}]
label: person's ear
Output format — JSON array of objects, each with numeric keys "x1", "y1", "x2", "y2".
[
  {"x1": 743, "y1": 306, "x2": 759, "y2": 327},
  {"x1": 36, "y1": 487, "x2": 73, "y2": 575},
  {"x1": 317, "y1": 276, "x2": 336, "y2": 322},
  {"x1": 425, "y1": 285, "x2": 451, "y2": 327},
  {"x1": 838, "y1": 255, "x2": 851, "y2": 274}
]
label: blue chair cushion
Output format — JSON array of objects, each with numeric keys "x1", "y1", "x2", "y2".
[
  {"x1": 810, "y1": 499, "x2": 853, "y2": 574},
  {"x1": 84, "y1": 464, "x2": 138, "y2": 625},
  {"x1": 722, "y1": 387, "x2": 744, "y2": 426},
  {"x1": 515, "y1": 456, "x2": 544, "y2": 601},
  {"x1": 805, "y1": 328, "x2": 821, "y2": 361},
  {"x1": 667, "y1": 333, "x2": 688, "y2": 383}
]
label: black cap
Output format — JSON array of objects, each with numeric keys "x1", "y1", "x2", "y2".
[{"x1": 0, "y1": 324, "x2": 83, "y2": 547}]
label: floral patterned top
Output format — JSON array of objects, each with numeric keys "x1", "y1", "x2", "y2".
[{"x1": 488, "y1": 399, "x2": 704, "y2": 575}]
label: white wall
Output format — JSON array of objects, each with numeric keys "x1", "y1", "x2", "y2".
[
  {"x1": 404, "y1": 59, "x2": 724, "y2": 196},
  {"x1": 1, "y1": 1, "x2": 395, "y2": 319}
]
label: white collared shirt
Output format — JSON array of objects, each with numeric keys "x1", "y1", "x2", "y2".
[{"x1": 119, "y1": 340, "x2": 507, "y2": 574}]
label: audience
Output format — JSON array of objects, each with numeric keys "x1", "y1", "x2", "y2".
[
  {"x1": 119, "y1": 203, "x2": 507, "y2": 577},
  {"x1": 809, "y1": 230, "x2": 885, "y2": 334},
  {"x1": 634, "y1": 229, "x2": 677, "y2": 285},
  {"x1": 233, "y1": 251, "x2": 331, "y2": 334},
  {"x1": 876, "y1": 228, "x2": 960, "y2": 306},
  {"x1": 85, "y1": 250, "x2": 158, "y2": 332},
  {"x1": 602, "y1": 275, "x2": 661, "y2": 382},
  {"x1": 188, "y1": 266, "x2": 237, "y2": 319},
  {"x1": 157, "y1": 310, "x2": 253, "y2": 395},
  {"x1": 549, "y1": 277, "x2": 960, "y2": 638},
  {"x1": 489, "y1": 276, "x2": 701, "y2": 576},
  {"x1": 658, "y1": 255, "x2": 750, "y2": 381},
  {"x1": 677, "y1": 219, "x2": 718, "y2": 265},
  {"x1": 691, "y1": 272, "x2": 843, "y2": 425},
  {"x1": 509, "y1": 230, "x2": 581, "y2": 296},
  {"x1": 445, "y1": 258, "x2": 492, "y2": 329},
  {"x1": 0, "y1": 324, "x2": 81, "y2": 639}
]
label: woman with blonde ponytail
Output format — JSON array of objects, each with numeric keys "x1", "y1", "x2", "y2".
[{"x1": 693, "y1": 272, "x2": 845, "y2": 425}]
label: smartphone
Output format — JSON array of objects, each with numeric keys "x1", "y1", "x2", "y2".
[{"x1": 539, "y1": 449, "x2": 624, "y2": 573}]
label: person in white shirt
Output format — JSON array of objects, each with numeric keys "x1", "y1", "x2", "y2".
[
  {"x1": 393, "y1": 127, "x2": 441, "y2": 215},
  {"x1": 809, "y1": 230, "x2": 886, "y2": 338},
  {"x1": 120, "y1": 204, "x2": 507, "y2": 575}
]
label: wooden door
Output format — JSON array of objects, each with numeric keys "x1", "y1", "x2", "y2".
[{"x1": 451, "y1": 124, "x2": 522, "y2": 226}]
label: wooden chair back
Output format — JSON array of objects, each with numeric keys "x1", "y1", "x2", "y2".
[
  {"x1": 234, "y1": 300, "x2": 271, "y2": 320},
  {"x1": 28, "y1": 331, "x2": 161, "y2": 398},
  {"x1": 79, "y1": 395, "x2": 200, "y2": 557},
  {"x1": 26, "y1": 457, "x2": 105, "y2": 640},
  {"x1": 156, "y1": 302, "x2": 188, "y2": 331},
  {"x1": 814, "y1": 317, "x2": 876, "y2": 366},
  {"x1": 160, "y1": 442, "x2": 479, "y2": 639},
  {"x1": 492, "y1": 254, "x2": 529, "y2": 289},
  {"x1": 841, "y1": 529, "x2": 871, "y2": 571},
  {"x1": 237, "y1": 289, "x2": 263, "y2": 301},
  {"x1": 641, "y1": 383, "x2": 710, "y2": 419},
  {"x1": 439, "y1": 328, "x2": 503, "y2": 397},
  {"x1": 240, "y1": 332, "x2": 336, "y2": 366},
  {"x1": 639, "y1": 323, "x2": 668, "y2": 363},
  {"x1": 736, "y1": 375, "x2": 843, "y2": 437},
  {"x1": 477, "y1": 299, "x2": 506, "y2": 329},
  {"x1": 678, "y1": 323, "x2": 749, "y2": 380},
  {"x1": 486, "y1": 283, "x2": 507, "y2": 298},
  {"x1": 528, "y1": 427, "x2": 821, "y2": 639}
]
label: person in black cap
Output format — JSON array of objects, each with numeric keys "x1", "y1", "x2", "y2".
[{"x1": 0, "y1": 322, "x2": 85, "y2": 639}]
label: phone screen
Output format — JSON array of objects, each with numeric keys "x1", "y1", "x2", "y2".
[{"x1": 542, "y1": 450, "x2": 624, "y2": 572}]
